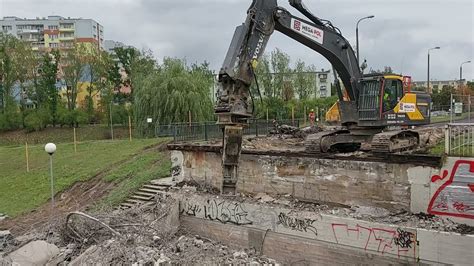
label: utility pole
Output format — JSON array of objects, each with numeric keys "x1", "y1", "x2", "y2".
[
  {"x1": 427, "y1": 47, "x2": 440, "y2": 93},
  {"x1": 356, "y1": 15, "x2": 375, "y2": 68}
]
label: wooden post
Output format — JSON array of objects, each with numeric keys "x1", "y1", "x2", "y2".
[
  {"x1": 128, "y1": 116, "x2": 132, "y2": 142},
  {"x1": 304, "y1": 106, "x2": 307, "y2": 127},
  {"x1": 291, "y1": 106, "x2": 295, "y2": 125},
  {"x1": 266, "y1": 108, "x2": 269, "y2": 122},
  {"x1": 25, "y1": 142, "x2": 29, "y2": 173},
  {"x1": 316, "y1": 107, "x2": 320, "y2": 123},
  {"x1": 73, "y1": 127, "x2": 77, "y2": 153},
  {"x1": 188, "y1": 111, "x2": 192, "y2": 127}
]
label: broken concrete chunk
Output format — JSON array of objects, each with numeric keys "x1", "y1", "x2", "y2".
[
  {"x1": 7, "y1": 240, "x2": 59, "y2": 266},
  {"x1": 255, "y1": 193, "x2": 275, "y2": 203}
]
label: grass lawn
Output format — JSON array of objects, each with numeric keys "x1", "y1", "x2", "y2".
[
  {"x1": 431, "y1": 113, "x2": 469, "y2": 123},
  {"x1": 0, "y1": 138, "x2": 164, "y2": 217},
  {"x1": 0, "y1": 125, "x2": 133, "y2": 146},
  {"x1": 93, "y1": 149, "x2": 171, "y2": 210}
]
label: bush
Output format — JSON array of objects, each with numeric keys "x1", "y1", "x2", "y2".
[
  {"x1": 58, "y1": 109, "x2": 88, "y2": 127},
  {"x1": 0, "y1": 110, "x2": 22, "y2": 131},
  {"x1": 23, "y1": 108, "x2": 51, "y2": 132}
]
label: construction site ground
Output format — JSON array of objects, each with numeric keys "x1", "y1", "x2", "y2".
[{"x1": 1, "y1": 124, "x2": 471, "y2": 265}]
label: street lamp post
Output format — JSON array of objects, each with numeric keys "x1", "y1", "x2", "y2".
[
  {"x1": 356, "y1": 15, "x2": 375, "y2": 68},
  {"x1": 460, "y1": 61, "x2": 471, "y2": 81},
  {"x1": 460, "y1": 61, "x2": 471, "y2": 121},
  {"x1": 427, "y1": 47, "x2": 440, "y2": 94},
  {"x1": 44, "y1": 143, "x2": 57, "y2": 214}
]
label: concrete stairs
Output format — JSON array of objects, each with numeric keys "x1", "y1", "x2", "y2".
[{"x1": 119, "y1": 177, "x2": 174, "y2": 209}]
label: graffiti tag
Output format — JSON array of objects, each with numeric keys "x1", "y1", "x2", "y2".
[
  {"x1": 180, "y1": 199, "x2": 252, "y2": 225},
  {"x1": 393, "y1": 228, "x2": 414, "y2": 249},
  {"x1": 428, "y1": 160, "x2": 474, "y2": 219},
  {"x1": 277, "y1": 212, "x2": 318, "y2": 236},
  {"x1": 331, "y1": 224, "x2": 417, "y2": 259}
]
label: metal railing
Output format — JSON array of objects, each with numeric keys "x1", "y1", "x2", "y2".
[
  {"x1": 445, "y1": 123, "x2": 474, "y2": 157},
  {"x1": 156, "y1": 119, "x2": 302, "y2": 142}
]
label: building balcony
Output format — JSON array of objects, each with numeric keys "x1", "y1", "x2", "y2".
[
  {"x1": 59, "y1": 36, "x2": 75, "y2": 41},
  {"x1": 59, "y1": 27, "x2": 74, "y2": 32},
  {"x1": 17, "y1": 29, "x2": 41, "y2": 34}
]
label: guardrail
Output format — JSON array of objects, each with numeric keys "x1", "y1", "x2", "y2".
[
  {"x1": 156, "y1": 119, "x2": 302, "y2": 142},
  {"x1": 445, "y1": 123, "x2": 474, "y2": 156}
]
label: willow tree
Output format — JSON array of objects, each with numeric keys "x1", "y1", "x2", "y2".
[{"x1": 134, "y1": 58, "x2": 214, "y2": 135}]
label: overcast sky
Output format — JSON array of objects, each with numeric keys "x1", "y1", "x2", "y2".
[{"x1": 1, "y1": 0, "x2": 473, "y2": 81}]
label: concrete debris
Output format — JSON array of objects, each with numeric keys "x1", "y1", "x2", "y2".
[
  {"x1": 30, "y1": 193, "x2": 280, "y2": 265},
  {"x1": 7, "y1": 240, "x2": 59, "y2": 265},
  {"x1": 350, "y1": 206, "x2": 391, "y2": 219},
  {"x1": 270, "y1": 121, "x2": 322, "y2": 139},
  {"x1": 254, "y1": 192, "x2": 275, "y2": 203},
  {"x1": 0, "y1": 230, "x2": 15, "y2": 253}
]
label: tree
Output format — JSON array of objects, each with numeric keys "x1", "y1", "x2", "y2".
[
  {"x1": 0, "y1": 33, "x2": 36, "y2": 130},
  {"x1": 432, "y1": 85, "x2": 457, "y2": 111},
  {"x1": 62, "y1": 43, "x2": 88, "y2": 111},
  {"x1": 114, "y1": 47, "x2": 156, "y2": 100},
  {"x1": 38, "y1": 50, "x2": 61, "y2": 125},
  {"x1": 270, "y1": 48, "x2": 291, "y2": 98},
  {"x1": 293, "y1": 60, "x2": 316, "y2": 99},
  {"x1": 134, "y1": 58, "x2": 214, "y2": 135}
]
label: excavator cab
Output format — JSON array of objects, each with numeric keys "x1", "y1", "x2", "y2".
[
  {"x1": 358, "y1": 74, "x2": 430, "y2": 127},
  {"x1": 327, "y1": 74, "x2": 430, "y2": 127}
]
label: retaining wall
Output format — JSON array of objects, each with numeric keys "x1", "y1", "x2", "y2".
[
  {"x1": 171, "y1": 150, "x2": 474, "y2": 226},
  {"x1": 176, "y1": 193, "x2": 474, "y2": 265}
]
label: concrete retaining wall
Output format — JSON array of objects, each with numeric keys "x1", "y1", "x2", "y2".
[
  {"x1": 177, "y1": 193, "x2": 474, "y2": 265},
  {"x1": 171, "y1": 150, "x2": 474, "y2": 226}
]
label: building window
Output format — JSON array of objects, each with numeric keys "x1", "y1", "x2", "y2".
[
  {"x1": 48, "y1": 25, "x2": 58, "y2": 30},
  {"x1": 50, "y1": 43, "x2": 59, "y2": 48},
  {"x1": 60, "y1": 23, "x2": 74, "y2": 29},
  {"x1": 2, "y1": 25, "x2": 12, "y2": 32}
]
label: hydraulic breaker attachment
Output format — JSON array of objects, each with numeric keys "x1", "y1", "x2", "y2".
[{"x1": 221, "y1": 126, "x2": 243, "y2": 195}]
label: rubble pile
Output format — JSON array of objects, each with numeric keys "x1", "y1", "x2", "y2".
[{"x1": 1, "y1": 193, "x2": 279, "y2": 265}]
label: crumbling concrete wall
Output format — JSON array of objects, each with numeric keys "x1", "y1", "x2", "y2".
[
  {"x1": 172, "y1": 150, "x2": 474, "y2": 225},
  {"x1": 177, "y1": 193, "x2": 474, "y2": 265},
  {"x1": 174, "y1": 151, "x2": 418, "y2": 211},
  {"x1": 410, "y1": 157, "x2": 474, "y2": 226}
]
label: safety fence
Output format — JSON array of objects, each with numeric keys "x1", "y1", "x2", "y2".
[
  {"x1": 445, "y1": 123, "x2": 474, "y2": 157},
  {"x1": 156, "y1": 119, "x2": 303, "y2": 142}
]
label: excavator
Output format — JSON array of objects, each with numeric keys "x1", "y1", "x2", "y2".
[{"x1": 214, "y1": 0, "x2": 431, "y2": 193}]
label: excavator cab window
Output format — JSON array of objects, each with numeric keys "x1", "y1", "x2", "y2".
[{"x1": 382, "y1": 79, "x2": 403, "y2": 112}]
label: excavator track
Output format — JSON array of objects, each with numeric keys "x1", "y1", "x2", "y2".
[
  {"x1": 305, "y1": 130, "x2": 364, "y2": 153},
  {"x1": 370, "y1": 130, "x2": 419, "y2": 153}
]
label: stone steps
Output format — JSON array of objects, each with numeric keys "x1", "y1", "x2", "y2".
[{"x1": 118, "y1": 178, "x2": 174, "y2": 209}]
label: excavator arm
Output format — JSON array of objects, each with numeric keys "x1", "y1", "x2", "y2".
[{"x1": 215, "y1": 0, "x2": 363, "y2": 193}]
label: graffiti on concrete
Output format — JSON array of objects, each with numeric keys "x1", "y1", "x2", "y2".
[
  {"x1": 428, "y1": 160, "x2": 474, "y2": 219},
  {"x1": 393, "y1": 228, "x2": 414, "y2": 249},
  {"x1": 171, "y1": 151, "x2": 184, "y2": 178},
  {"x1": 171, "y1": 165, "x2": 181, "y2": 177},
  {"x1": 277, "y1": 212, "x2": 318, "y2": 237},
  {"x1": 180, "y1": 199, "x2": 252, "y2": 225},
  {"x1": 331, "y1": 224, "x2": 416, "y2": 259}
]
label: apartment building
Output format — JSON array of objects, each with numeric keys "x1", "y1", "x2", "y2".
[
  {"x1": 412, "y1": 79, "x2": 468, "y2": 93},
  {"x1": 0, "y1": 16, "x2": 104, "y2": 50},
  {"x1": 315, "y1": 69, "x2": 331, "y2": 98}
]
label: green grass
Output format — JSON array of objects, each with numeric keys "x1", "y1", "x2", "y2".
[
  {"x1": 429, "y1": 141, "x2": 445, "y2": 155},
  {"x1": 429, "y1": 136, "x2": 474, "y2": 156},
  {"x1": 0, "y1": 138, "x2": 163, "y2": 217},
  {"x1": 94, "y1": 150, "x2": 171, "y2": 209},
  {"x1": 431, "y1": 113, "x2": 469, "y2": 123},
  {"x1": 0, "y1": 125, "x2": 133, "y2": 146}
]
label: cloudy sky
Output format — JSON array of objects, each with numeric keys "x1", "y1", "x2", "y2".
[{"x1": 1, "y1": 0, "x2": 473, "y2": 81}]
